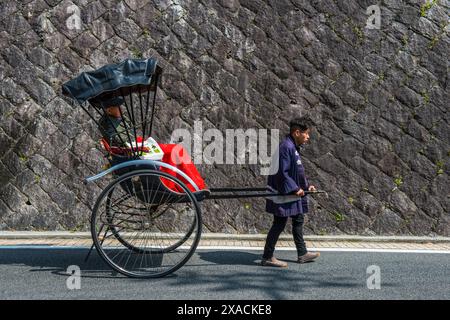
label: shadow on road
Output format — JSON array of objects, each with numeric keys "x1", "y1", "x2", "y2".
[
  {"x1": 0, "y1": 248, "x2": 408, "y2": 298},
  {"x1": 198, "y1": 250, "x2": 262, "y2": 266},
  {"x1": 0, "y1": 248, "x2": 122, "y2": 279},
  {"x1": 179, "y1": 250, "x2": 365, "y2": 299}
]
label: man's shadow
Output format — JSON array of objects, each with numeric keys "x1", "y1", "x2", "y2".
[
  {"x1": 196, "y1": 250, "x2": 317, "y2": 266},
  {"x1": 196, "y1": 250, "x2": 262, "y2": 266}
]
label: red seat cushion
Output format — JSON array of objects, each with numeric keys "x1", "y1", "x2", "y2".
[
  {"x1": 101, "y1": 137, "x2": 149, "y2": 155},
  {"x1": 101, "y1": 138, "x2": 206, "y2": 193}
]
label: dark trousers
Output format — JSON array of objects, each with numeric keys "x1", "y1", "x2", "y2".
[{"x1": 263, "y1": 214, "x2": 307, "y2": 259}]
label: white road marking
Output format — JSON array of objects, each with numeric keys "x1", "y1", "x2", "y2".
[{"x1": 0, "y1": 246, "x2": 449, "y2": 254}]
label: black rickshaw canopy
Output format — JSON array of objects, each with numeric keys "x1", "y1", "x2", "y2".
[{"x1": 62, "y1": 58, "x2": 162, "y2": 106}]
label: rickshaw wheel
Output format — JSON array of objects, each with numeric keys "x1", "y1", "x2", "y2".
[
  {"x1": 91, "y1": 169, "x2": 202, "y2": 278},
  {"x1": 105, "y1": 190, "x2": 197, "y2": 254}
]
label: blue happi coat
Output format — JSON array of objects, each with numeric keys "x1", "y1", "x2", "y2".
[{"x1": 266, "y1": 135, "x2": 309, "y2": 217}]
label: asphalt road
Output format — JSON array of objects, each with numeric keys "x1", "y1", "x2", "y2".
[{"x1": 0, "y1": 247, "x2": 448, "y2": 300}]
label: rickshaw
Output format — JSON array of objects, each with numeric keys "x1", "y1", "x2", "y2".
[{"x1": 62, "y1": 58, "x2": 325, "y2": 278}]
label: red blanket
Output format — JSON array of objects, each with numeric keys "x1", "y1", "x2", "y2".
[{"x1": 159, "y1": 144, "x2": 206, "y2": 193}]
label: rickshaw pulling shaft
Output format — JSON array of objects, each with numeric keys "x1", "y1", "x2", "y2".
[{"x1": 206, "y1": 188, "x2": 327, "y2": 200}]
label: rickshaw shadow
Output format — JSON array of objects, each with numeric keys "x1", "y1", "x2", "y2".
[{"x1": 0, "y1": 247, "x2": 136, "y2": 280}]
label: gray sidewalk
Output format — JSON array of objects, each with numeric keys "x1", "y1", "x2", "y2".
[{"x1": 0, "y1": 232, "x2": 449, "y2": 251}]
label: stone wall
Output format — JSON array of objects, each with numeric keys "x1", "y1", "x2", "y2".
[{"x1": 0, "y1": 0, "x2": 448, "y2": 235}]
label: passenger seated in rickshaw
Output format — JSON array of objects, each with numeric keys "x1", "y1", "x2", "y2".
[
  {"x1": 96, "y1": 97, "x2": 128, "y2": 148},
  {"x1": 95, "y1": 98, "x2": 206, "y2": 193}
]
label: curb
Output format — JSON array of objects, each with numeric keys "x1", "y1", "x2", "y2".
[{"x1": 0, "y1": 232, "x2": 449, "y2": 243}]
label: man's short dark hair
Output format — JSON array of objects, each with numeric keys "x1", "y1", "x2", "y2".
[{"x1": 289, "y1": 116, "x2": 314, "y2": 132}]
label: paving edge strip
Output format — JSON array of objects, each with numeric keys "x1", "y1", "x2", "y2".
[{"x1": 0, "y1": 232, "x2": 449, "y2": 244}]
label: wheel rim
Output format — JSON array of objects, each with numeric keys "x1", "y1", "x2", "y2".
[{"x1": 91, "y1": 170, "x2": 202, "y2": 278}]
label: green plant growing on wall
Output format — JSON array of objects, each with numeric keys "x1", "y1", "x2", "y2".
[
  {"x1": 363, "y1": 94, "x2": 369, "y2": 104},
  {"x1": 428, "y1": 35, "x2": 439, "y2": 49},
  {"x1": 402, "y1": 34, "x2": 409, "y2": 46},
  {"x1": 436, "y1": 160, "x2": 444, "y2": 175},
  {"x1": 5, "y1": 110, "x2": 14, "y2": 118},
  {"x1": 333, "y1": 211, "x2": 345, "y2": 223},
  {"x1": 18, "y1": 153, "x2": 28, "y2": 163},
  {"x1": 34, "y1": 175, "x2": 41, "y2": 184},
  {"x1": 420, "y1": 0, "x2": 437, "y2": 17},
  {"x1": 377, "y1": 72, "x2": 385, "y2": 83},
  {"x1": 348, "y1": 197, "x2": 354, "y2": 205},
  {"x1": 130, "y1": 47, "x2": 143, "y2": 58},
  {"x1": 421, "y1": 90, "x2": 430, "y2": 104},
  {"x1": 352, "y1": 25, "x2": 364, "y2": 43},
  {"x1": 394, "y1": 176, "x2": 403, "y2": 187}
]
